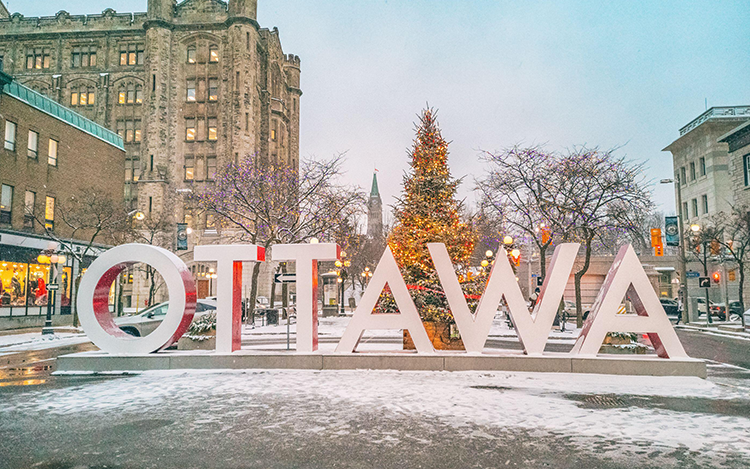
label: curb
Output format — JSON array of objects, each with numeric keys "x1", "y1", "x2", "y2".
[{"x1": 676, "y1": 324, "x2": 750, "y2": 340}]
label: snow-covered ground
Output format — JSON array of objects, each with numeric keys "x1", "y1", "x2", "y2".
[
  {"x1": 5, "y1": 368, "x2": 748, "y2": 466},
  {"x1": 0, "y1": 328, "x2": 88, "y2": 354}
]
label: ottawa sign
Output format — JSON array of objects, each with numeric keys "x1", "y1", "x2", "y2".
[{"x1": 77, "y1": 242, "x2": 687, "y2": 360}]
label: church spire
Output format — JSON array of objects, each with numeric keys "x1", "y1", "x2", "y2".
[
  {"x1": 367, "y1": 171, "x2": 383, "y2": 239},
  {"x1": 370, "y1": 172, "x2": 380, "y2": 199}
]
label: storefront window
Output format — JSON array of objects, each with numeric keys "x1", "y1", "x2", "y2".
[
  {"x1": 27, "y1": 264, "x2": 51, "y2": 306},
  {"x1": 0, "y1": 262, "x2": 28, "y2": 306}
]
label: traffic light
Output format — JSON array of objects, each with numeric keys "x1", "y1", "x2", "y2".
[
  {"x1": 712, "y1": 271, "x2": 721, "y2": 284},
  {"x1": 710, "y1": 240, "x2": 721, "y2": 256}
]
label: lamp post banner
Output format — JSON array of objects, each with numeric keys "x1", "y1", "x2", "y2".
[
  {"x1": 77, "y1": 242, "x2": 688, "y2": 361},
  {"x1": 665, "y1": 216, "x2": 679, "y2": 247}
]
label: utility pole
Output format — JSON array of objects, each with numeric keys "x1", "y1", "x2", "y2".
[{"x1": 661, "y1": 177, "x2": 690, "y2": 324}]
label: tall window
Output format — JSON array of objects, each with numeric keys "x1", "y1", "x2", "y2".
[
  {"x1": 699, "y1": 157, "x2": 706, "y2": 177},
  {"x1": 692, "y1": 198, "x2": 698, "y2": 218},
  {"x1": 184, "y1": 156, "x2": 195, "y2": 181},
  {"x1": 701, "y1": 194, "x2": 708, "y2": 214},
  {"x1": 72, "y1": 45, "x2": 97, "y2": 68},
  {"x1": 682, "y1": 202, "x2": 688, "y2": 221},
  {"x1": 680, "y1": 167, "x2": 686, "y2": 185},
  {"x1": 208, "y1": 118, "x2": 218, "y2": 140},
  {"x1": 125, "y1": 159, "x2": 140, "y2": 182},
  {"x1": 27, "y1": 130, "x2": 38, "y2": 159},
  {"x1": 186, "y1": 119, "x2": 196, "y2": 141},
  {"x1": 207, "y1": 156, "x2": 217, "y2": 181},
  {"x1": 71, "y1": 86, "x2": 95, "y2": 106},
  {"x1": 744, "y1": 154, "x2": 750, "y2": 187},
  {"x1": 119, "y1": 44, "x2": 144, "y2": 66},
  {"x1": 208, "y1": 78, "x2": 218, "y2": 101},
  {"x1": 119, "y1": 83, "x2": 143, "y2": 105},
  {"x1": 116, "y1": 120, "x2": 141, "y2": 143},
  {"x1": 45, "y1": 196, "x2": 55, "y2": 230},
  {"x1": 4, "y1": 120, "x2": 16, "y2": 151},
  {"x1": 186, "y1": 79, "x2": 196, "y2": 102},
  {"x1": 26, "y1": 48, "x2": 51, "y2": 69},
  {"x1": 209, "y1": 45, "x2": 219, "y2": 63},
  {"x1": 187, "y1": 45, "x2": 196, "y2": 64},
  {"x1": 0, "y1": 184, "x2": 12, "y2": 224},
  {"x1": 24, "y1": 191, "x2": 35, "y2": 228},
  {"x1": 690, "y1": 161, "x2": 696, "y2": 181},
  {"x1": 48, "y1": 139, "x2": 58, "y2": 166}
]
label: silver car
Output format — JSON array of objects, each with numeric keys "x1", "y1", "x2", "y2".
[{"x1": 115, "y1": 299, "x2": 217, "y2": 337}]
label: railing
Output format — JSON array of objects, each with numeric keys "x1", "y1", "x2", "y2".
[
  {"x1": 680, "y1": 106, "x2": 750, "y2": 136},
  {"x1": 0, "y1": 305, "x2": 48, "y2": 317}
]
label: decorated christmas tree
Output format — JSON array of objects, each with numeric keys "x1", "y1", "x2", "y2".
[{"x1": 382, "y1": 108, "x2": 478, "y2": 327}]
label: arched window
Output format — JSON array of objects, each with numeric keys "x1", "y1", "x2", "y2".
[
  {"x1": 71, "y1": 85, "x2": 95, "y2": 106},
  {"x1": 118, "y1": 82, "x2": 143, "y2": 105}
]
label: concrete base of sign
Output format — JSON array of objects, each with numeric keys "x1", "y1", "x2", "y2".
[{"x1": 57, "y1": 351, "x2": 706, "y2": 378}]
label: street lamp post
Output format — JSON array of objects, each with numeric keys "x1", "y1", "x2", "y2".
[
  {"x1": 702, "y1": 239, "x2": 712, "y2": 325},
  {"x1": 661, "y1": 177, "x2": 690, "y2": 324},
  {"x1": 335, "y1": 251, "x2": 350, "y2": 316},
  {"x1": 37, "y1": 251, "x2": 66, "y2": 335}
]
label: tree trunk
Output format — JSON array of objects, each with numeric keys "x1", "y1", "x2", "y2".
[
  {"x1": 270, "y1": 264, "x2": 278, "y2": 309},
  {"x1": 248, "y1": 261, "x2": 261, "y2": 319},
  {"x1": 539, "y1": 244, "x2": 548, "y2": 280},
  {"x1": 72, "y1": 274, "x2": 82, "y2": 328},
  {"x1": 740, "y1": 261, "x2": 746, "y2": 328},
  {"x1": 575, "y1": 239, "x2": 593, "y2": 328}
]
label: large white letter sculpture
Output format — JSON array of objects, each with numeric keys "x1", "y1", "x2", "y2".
[
  {"x1": 273, "y1": 243, "x2": 340, "y2": 352},
  {"x1": 430, "y1": 243, "x2": 579, "y2": 355},
  {"x1": 337, "y1": 246, "x2": 434, "y2": 353},
  {"x1": 194, "y1": 244, "x2": 265, "y2": 353},
  {"x1": 77, "y1": 244, "x2": 196, "y2": 354},
  {"x1": 570, "y1": 244, "x2": 687, "y2": 358}
]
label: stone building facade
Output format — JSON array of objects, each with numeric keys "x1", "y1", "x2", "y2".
[
  {"x1": 663, "y1": 107, "x2": 750, "y2": 226},
  {"x1": 663, "y1": 106, "x2": 750, "y2": 310},
  {"x1": 0, "y1": 0, "x2": 301, "y2": 302}
]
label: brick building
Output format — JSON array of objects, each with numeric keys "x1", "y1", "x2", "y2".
[
  {"x1": 0, "y1": 0, "x2": 301, "y2": 301},
  {"x1": 0, "y1": 70, "x2": 125, "y2": 328}
]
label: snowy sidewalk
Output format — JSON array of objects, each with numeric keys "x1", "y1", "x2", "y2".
[{"x1": 1, "y1": 368, "x2": 748, "y2": 468}]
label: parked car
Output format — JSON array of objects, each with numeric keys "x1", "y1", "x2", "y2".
[
  {"x1": 744, "y1": 309, "x2": 750, "y2": 332},
  {"x1": 115, "y1": 299, "x2": 217, "y2": 337},
  {"x1": 659, "y1": 298, "x2": 679, "y2": 317},
  {"x1": 728, "y1": 301, "x2": 744, "y2": 320},
  {"x1": 696, "y1": 298, "x2": 727, "y2": 320}
]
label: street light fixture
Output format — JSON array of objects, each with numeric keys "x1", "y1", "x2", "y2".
[
  {"x1": 690, "y1": 224, "x2": 701, "y2": 232},
  {"x1": 503, "y1": 235, "x2": 513, "y2": 246}
]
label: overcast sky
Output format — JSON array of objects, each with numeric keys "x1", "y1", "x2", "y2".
[{"x1": 12, "y1": 1, "x2": 750, "y2": 217}]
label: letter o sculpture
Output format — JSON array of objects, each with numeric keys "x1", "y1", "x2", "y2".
[{"x1": 77, "y1": 244, "x2": 197, "y2": 354}]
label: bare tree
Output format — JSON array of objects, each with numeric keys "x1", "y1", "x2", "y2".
[
  {"x1": 707, "y1": 207, "x2": 750, "y2": 327},
  {"x1": 192, "y1": 154, "x2": 366, "y2": 308},
  {"x1": 476, "y1": 146, "x2": 561, "y2": 280},
  {"x1": 30, "y1": 188, "x2": 130, "y2": 325},
  {"x1": 552, "y1": 148, "x2": 654, "y2": 326},
  {"x1": 128, "y1": 195, "x2": 177, "y2": 307}
]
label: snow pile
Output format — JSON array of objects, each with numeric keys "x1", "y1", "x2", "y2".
[{"x1": 0, "y1": 330, "x2": 88, "y2": 353}]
